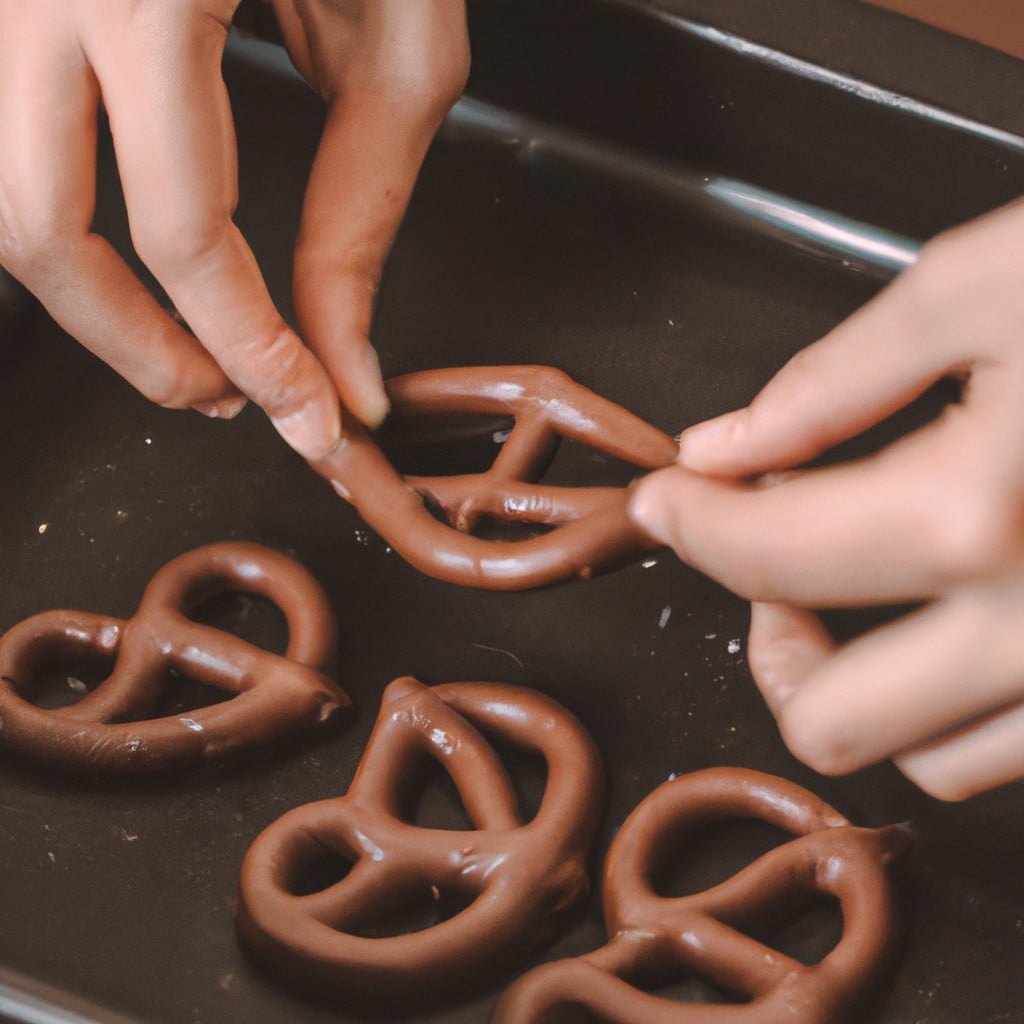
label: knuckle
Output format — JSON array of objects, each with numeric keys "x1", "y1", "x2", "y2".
[
  {"x1": 780, "y1": 342, "x2": 822, "y2": 382},
  {"x1": 367, "y1": 43, "x2": 470, "y2": 122},
  {"x1": 139, "y1": 356, "x2": 200, "y2": 410},
  {"x1": 425, "y1": 46, "x2": 471, "y2": 112},
  {"x1": 236, "y1": 325, "x2": 319, "y2": 410},
  {"x1": 134, "y1": 330, "x2": 214, "y2": 409},
  {"x1": 745, "y1": 634, "x2": 797, "y2": 697},
  {"x1": 0, "y1": 216, "x2": 17, "y2": 273},
  {"x1": 930, "y1": 490, "x2": 1019, "y2": 580},
  {"x1": 769, "y1": 341, "x2": 833, "y2": 401},
  {"x1": 898, "y1": 229, "x2": 983, "y2": 323},
  {"x1": 911, "y1": 231, "x2": 962, "y2": 286},
  {"x1": 295, "y1": 242, "x2": 381, "y2": 299},
  {"x1": 0, "y1": 240, "x2": 35, "y2": 283},
  {"x1": 132, "y1": 209, "x2": 234, "y2": 280},
  {"x1": 896, "y1": 210, "x2": 1024, "y2": 363},
  {"x1": 777, "y1": 705, "x2": 859, "y2": 776},
  {"x1": 0, "y1": 212, "x2": 73, "y2": 283}
]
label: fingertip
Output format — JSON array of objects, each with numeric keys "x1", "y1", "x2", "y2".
[
  {"x1": 271, "y1": 396, "x2": 342, "y2": 460},
  {"x1": 747, "y1": 603, "x2": 832, "y2": 712},
  {"x1": 353, "y1": 383, "x2": 391, "y2": 431},
  {"x1": 628, "y1": 472, "x2": 667, "y2": 544},
  {"x1": 628, "y1": 467, "x2": 685, "y2": 549},
  {"x1": 192, "y1": 394, "x2": 248, "y2": 420},
  {"x1": 339, "y1": 346, "x2": 390, "y2": 429},
  {"x1": 778, "y1": 694, "x2": 865, "y2": 777},
  {"x1": 677, "y1": 410, "x2": 745, "y2": 473}
]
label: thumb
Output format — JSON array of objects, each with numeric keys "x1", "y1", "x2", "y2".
[{"x1": 628, "y1": 463, "x2": 709, "y2": 555}]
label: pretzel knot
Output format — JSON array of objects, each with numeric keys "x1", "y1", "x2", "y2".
[
  {"x1": 493, "y1": 767, "x2": 912, "y2": 1024},
  {"x1": 0, "y1": 543, "x2": 349, "y2": 772},
  {"x1": 236, "y1": 677, "x2": 605, "y2": 1006},
  {"x1": 312, "y1": 365, "x2": 678, "y2": 590}
]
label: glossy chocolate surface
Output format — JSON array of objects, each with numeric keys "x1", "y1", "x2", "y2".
[
  {"x1": 0, "y1": 543, "x2": 349, "y2": 772},
  {"x1": 312, "y1": 365, "x2": 677, "y2": 590},
  {"x1": 493, "y1": 768, "x2": 912, "y2": 1023},
  {"x1": 237, "y1": 678, "x2": 603, "y2": 1008}
]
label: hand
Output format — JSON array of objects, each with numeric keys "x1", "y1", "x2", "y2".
[
  {"x1": 0, "y1": 0, "x2": 468, "y2": 457},
  {"x1": 266, "y1": 0, "x2": 469, "y2": 431},
  {"x1": 630, "y1": 198, "x2": 1024, "y2": 801}
]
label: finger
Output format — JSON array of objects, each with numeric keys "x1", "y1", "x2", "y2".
[
  {"x1": 676, "y1": 268, "x2": 955, "y2": 477},
  {"x1": 745, "y1": 602, "x2": 836, "y2": 713},
  {"x1": 896, "y1": 701, "x2": 1024, "y2": 800},
  {"x1": 0, "y1": 9, "x2": 241, "y2": 415},
  {"x1": 83, "y1": 9, "x2": 340, "y2": 457},
  {"x1": 629, "y1": 410, "x2": 1011, "y2": 605},
  {"x1": 290, "y1": 0, "x2": 470, "y2": 427},
  {"x1": 746, "y1": 592, "x2": 1024, "y2": 782}
]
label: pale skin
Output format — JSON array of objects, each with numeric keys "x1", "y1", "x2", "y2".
[
  {"x1": 0, "y1": 0, "x2": 469, "y2": 456},
  {"x1": 630, "y1": 197, "x2": 1024, "y2": 801}
]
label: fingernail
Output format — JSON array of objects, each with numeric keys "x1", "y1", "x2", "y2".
[
  {"x1": 762, "y1": 678, "x2": 797, "y2": 713},
  {"x1": 677, "y1": 412, "x2": 738, "y2": 468},
  {"x1": 193, "y1": 395, "x2": 248, "y2": 420},
  {"x1": 360, "y1": 385, "x2": 390, "y2": 431},
  {"x1": 757, "y1": 470, "x2": 797, "y2": 489},
  {"x1": 272, "y1": 401, "x2": 341, "y2": 460},
  {"x1": 628, "y1": 475, "x2": 674, "y2": 546},
  {"x1": 357, "y1": 349, "x2": 390, "y2": 429}
]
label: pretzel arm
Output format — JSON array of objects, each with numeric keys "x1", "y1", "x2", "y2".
[
  {"x1": 385, "y1": 365, "x2": 678, "y2": 470},
  {"x1": 493, "y1": 954, "x2": 713, "y2": 1024},
  {"x1": 319, "y1": 430, "x2": 654, "y2": 588},
  {"x1": 346, "y1": 678, "x2": 520, "y2": 831},
  {"x1": 407, "y1": 475, "x2": 625, "y2": 527},
  {"x1": 297, "y1": 857, "x2": 426, "y2": 932},
  {"x1": 435, "y1": 682, "x2": 605, "y2": 842},
  {"x1": 315, "y1": 366, "x2": 676, "y2": 589}
]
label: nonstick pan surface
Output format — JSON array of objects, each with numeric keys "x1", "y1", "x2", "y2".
[{"x1": 0, "y1": 3, "x2": 1021, "y2": 1021}]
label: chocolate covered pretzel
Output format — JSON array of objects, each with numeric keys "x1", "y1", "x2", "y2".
[
  {"x1": 312, "y1": 365, "x2": 678, "y2": 590},
  {"x1": 493, "y1": 768, "x2": 912, "y2": 1024},
  {"x1": 0, "y1": 543, "x2": 349, "y2": 772},
  {"x1": 236, "y1": 677, "x2": 604, "y2": 1006}
]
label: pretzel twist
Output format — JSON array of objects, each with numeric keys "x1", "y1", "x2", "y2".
[
  {"x1": 236, "y1": 677, "x2": 605, "y2": 1005},
  {"x1": 0, "y1": 543, "x2": 349, "y2": 772},
  {"x1": 312, "y1": 366, "x2": 678, "y2": 589},
  {"x1": 492, "y1": 768, "x2": 912, "y2": 1024}
]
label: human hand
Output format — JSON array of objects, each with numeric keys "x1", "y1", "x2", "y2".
[
  {"x1": 630, "y1": 198, "x2": 1024, "y2": 800},
  {"x1": 264, "y1": 0, "x2": 469, "y2": 430},
  {"x1": 0, "y1": 1, "x2": 467, "y2": 457}
]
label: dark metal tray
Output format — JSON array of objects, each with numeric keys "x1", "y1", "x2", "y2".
[{"x1": 1, "y1": 2, "x2": 1021, "y2": 1021}]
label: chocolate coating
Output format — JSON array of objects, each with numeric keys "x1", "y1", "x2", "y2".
[
  {"x1": 0, "y1": 543, "x2": 349, "y2": 772},
  {"x1": 312, "y1": 366, "x2": 678, "y2": 590},
  {"x1": 492, "y1": 767, "x2": 912, "y2": 1024},
  {"x1": 236, "y1": 676, "x2": 605, "y2": 1007}
]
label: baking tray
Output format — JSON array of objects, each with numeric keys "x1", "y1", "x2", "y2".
[{"x1": 0, "y1": 1, "x2": 1021, "y2": 1021}]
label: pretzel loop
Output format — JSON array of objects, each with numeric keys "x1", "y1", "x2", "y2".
[
  {"x1": 493, "y1": 768, "x2": 912, "y2": 1024},
  {"x1": 0, "y1": 543, "x2": 349, "y2": 772},
  {"x1": 312, "y1": 366, "x2": 678, "y2": 589},
  {"x1": 236, "y1": 677, "x2": 605, "y2": 1005}
]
